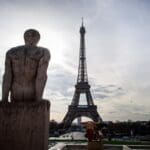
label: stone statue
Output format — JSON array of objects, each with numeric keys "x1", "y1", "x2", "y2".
[{"x1": 2, "y1": 29, "x2": 50, "y2": 102}]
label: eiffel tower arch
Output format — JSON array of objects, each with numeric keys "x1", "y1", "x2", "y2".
[
  {"x1": 63, "y1": 105, "x2": 101, "y2": 127},
  {"x1": 63, "y1": 20, "x2": 102, "y2": 128}
]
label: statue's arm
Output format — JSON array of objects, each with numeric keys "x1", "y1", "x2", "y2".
[
  {"x1": 35, "y1": 49, "x2": 50, "y2": 101},
  {"x1": 2, "y1": 52, "x2": 12, "y2": 102}
]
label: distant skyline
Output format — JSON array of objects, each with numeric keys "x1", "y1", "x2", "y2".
[{"x1": 0, "y1": 0, "x2": 150, "y2": 122}]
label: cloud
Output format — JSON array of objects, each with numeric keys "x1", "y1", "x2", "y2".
[
  {"x1": 92, "y1": 84, "x2": 125, "y2": 100},
  {"x1": 0, "y1": 0, "x2": 150, "y2": 121},
  {"x1": 45, "y1": 64, "x2": 75, "y2": 98}
]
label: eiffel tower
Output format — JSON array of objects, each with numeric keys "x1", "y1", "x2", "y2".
[{"x1": 63, "y1": 20, "x2": 102, "y2": 128}]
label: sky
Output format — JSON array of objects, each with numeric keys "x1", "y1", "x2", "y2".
[{"x1": 0, "y1": 0, "x2": 150, "y2": 122}]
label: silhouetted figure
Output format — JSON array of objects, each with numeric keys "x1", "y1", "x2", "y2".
[{"x1": 2, "y1": 29, "x2": 50, "y2": 102}]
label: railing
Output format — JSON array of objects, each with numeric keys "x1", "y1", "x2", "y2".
[
  {"x1": 77, "y1": 105, "x2": 88, "y2": 108},
  {"x1": 69, "y1": 105, "x2": 97, "y2": 109}
]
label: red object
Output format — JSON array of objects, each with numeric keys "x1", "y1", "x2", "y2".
[{"x1": 86, "y1": 128, "x2": 94, "y2": 142}]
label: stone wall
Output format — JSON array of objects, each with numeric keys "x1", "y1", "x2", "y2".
[{"x1": 0, "y1": 100, "x2": 50, "y2": 150}]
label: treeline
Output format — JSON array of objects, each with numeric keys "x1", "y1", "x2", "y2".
[
  {"x1": 49, "y1": 120, "x2": 150, "y2": 138},
  {"x1": 103, "y1": 121, "x2": 150, "y2": 137}
]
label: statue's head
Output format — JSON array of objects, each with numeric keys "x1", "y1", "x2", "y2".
[{"x1": 24, "y1": 29, "x2": 40, "y2": 46}]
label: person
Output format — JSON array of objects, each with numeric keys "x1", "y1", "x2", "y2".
[
  {"x1": 83, "y1": 121, "x2": 104, "y2": 150},
  {"x1": 85, "y1": 122, "x2": 95, "y2": 142},
  {"x1": 2, "y1": 29, "x2": 50, "y2": 102}
]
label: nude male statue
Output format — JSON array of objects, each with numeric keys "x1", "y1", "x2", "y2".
[{"x1": 2, "y1": 29, "x2": 50, "y2": 102}]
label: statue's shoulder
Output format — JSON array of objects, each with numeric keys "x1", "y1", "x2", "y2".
[
  {"x1": 6, "y1": 45, "x2": 24, "y2": 57},
  {"x1": 38, "y1": 47, "x2": 50, "y2": 54},
  {"x1": 37, "y1": 47, "x2": 51, "y2": 60}
]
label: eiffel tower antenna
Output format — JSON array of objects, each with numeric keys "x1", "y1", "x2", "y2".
[
  {"x1": 82, "y1": 17, "x2": 84, "y2": 26},
  {"x1": 63, "y1": 20, "x2": 102, "y2": 128}
]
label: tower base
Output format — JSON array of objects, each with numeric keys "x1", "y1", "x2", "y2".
[{"x1": 63, "y1": 105, "x2": 102, "y2": 128}]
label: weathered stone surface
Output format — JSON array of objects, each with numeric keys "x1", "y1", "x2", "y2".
[
  {"x1": 0, "y1": 100, "x2": 50, "y2": 150},
  {"x1": 2, "y1": 29, "x2": 51, "y2": 102},
  {"x1": 88, "y1": 141, "x2": 103, "y2": 150}
]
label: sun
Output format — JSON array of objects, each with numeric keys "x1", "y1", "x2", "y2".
[{"x1": 38, "y1": 27, "x2": 67, "y2": 65}]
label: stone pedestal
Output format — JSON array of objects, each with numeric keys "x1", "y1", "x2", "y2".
[
  {"x1": 0, "y1": 100, "x2": 50, "y2": 150},
  {"x1": 88, "y1": 141, "x2": 104, "y2": 150}
]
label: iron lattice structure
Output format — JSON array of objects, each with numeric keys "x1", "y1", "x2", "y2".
[{"x1": 63, "y1": 21, "x2": 102, "y2": 128}]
